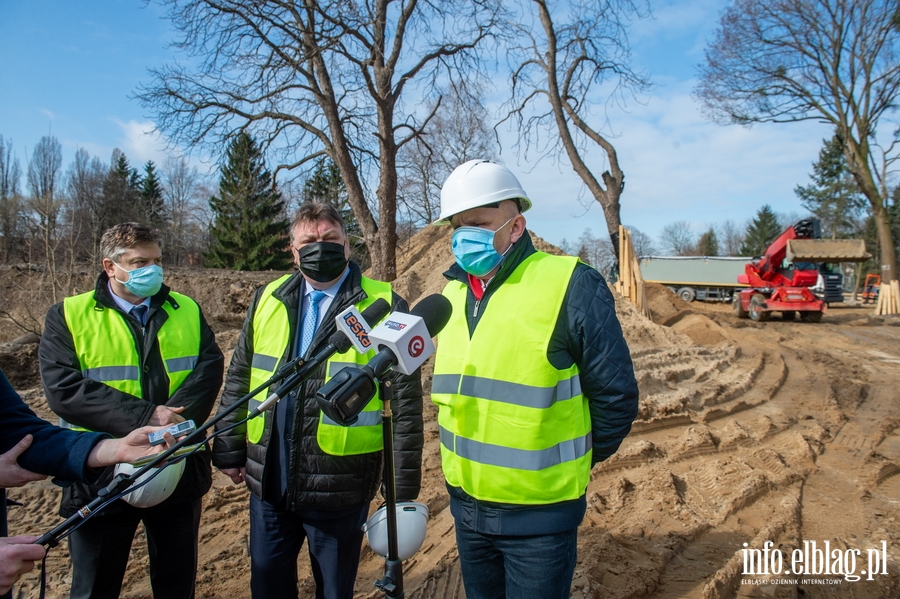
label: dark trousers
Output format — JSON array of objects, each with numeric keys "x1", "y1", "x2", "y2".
[
  {"x1": 67, "y1": 498, "x2": 202, "y2": 599},
  {"x1": 454, "y1": 516, "x2": 578, "y2": 599},
  {"x1": 249, "y1": 494, "x2": 368, "y2": 599}
]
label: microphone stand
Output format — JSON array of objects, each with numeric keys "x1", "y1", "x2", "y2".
[
  {"x1": 34, "y1": 349, "x2": 329, "y2": 548},
  {"x1": 373, "y1": 379, "x2": 404, "y2": 599}
]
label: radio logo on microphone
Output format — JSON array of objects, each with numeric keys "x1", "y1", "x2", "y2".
[
  {"x1": 408, "y1": 336, "x2": 425, "y2": 358},
  {"x1": 341, "y1": 313, "x2": 372, "y2": 348},
  {"x1": 383, "y1": 320, "x2": 408, "y2": 331}
]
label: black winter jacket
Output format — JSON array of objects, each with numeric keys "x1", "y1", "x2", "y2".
[
  {"x1": 211, "y1": 263, "x2": 424, "y2": 511},
  {"x1": 443, "y1": 231, "x2": 639, "y2": 535},
  {"x1": 38, "y1": 273, "x2": 224, "y2": 518}
]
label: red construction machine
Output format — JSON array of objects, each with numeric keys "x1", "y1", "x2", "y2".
[{"x1": 733, "y1": 219, "x2": 869, "y2": 322}]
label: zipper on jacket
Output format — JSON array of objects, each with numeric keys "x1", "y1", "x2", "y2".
[{"x1": 473, "y1": 299, "x2": 480, "y2": 319}]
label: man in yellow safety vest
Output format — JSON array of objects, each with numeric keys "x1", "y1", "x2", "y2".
[
  {"x1": 212, "y1": 202, "x2": 423, "y2": 599},
  {"x1": 432, "y1": 160, "x2": 639, "y2": 599},
  {"x1": 38, "y1": 222, "x2": 224, "y2": 599}
]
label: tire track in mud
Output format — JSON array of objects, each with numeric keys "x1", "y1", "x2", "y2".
[{"x1": 381, "y1": 317, "x2": 900, "y2": 599}]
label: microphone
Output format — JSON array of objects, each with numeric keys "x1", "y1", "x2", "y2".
[
  {"x1": 315, "y1": 294, "x2": 452, "y2": 425},
  {"x1": 247, "y1": 297, "x2": 391, "y2": 417}
]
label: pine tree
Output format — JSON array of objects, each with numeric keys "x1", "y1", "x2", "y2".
[
  {"x1": 740, "y1": 205, "x2": 782, "y2": 256},
  {"x1": 140, "y1": 161, "x2": 167, "y2": 229},
  {"x1": 794, "y1": 134, "x2": 866, "y2": 239},
  {"x1": 102, "y1": 151, "x2": 142, "y2": 228},
  {"x1": 697, "y1": 227, "x2": 719, "y2": 256},
  {"x1": 206, "y1": 133, "x2": 291, "y2": 270},
  {"x1": 302, "y1": 158, "x2": 369, "y2": 268}
]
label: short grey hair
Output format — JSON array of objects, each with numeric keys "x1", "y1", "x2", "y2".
[{"x1": 100, "y1": 222, "x2": 162, "y2": 262}]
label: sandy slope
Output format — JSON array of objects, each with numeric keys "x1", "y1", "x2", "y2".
[{"x1": 3, "y1": 227, "x2": 900, "y2": 598}]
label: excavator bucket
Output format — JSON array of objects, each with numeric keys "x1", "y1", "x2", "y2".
[{"x1": 786, "y1": 239, "x2": 871, "y2": 263}]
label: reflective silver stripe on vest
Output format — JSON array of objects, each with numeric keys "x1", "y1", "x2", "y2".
[
  {"x1": 431, "y1": 373, "x2": 582, "y2": 409},
  {"x1": 327, "y1": 361, "x2": 357, "y2": 377},
  {"x1": 252, "y1": 354, "x2": 279, "y2": 372},
  {"x1": 322, "y1": 411, "x2": 382, "y2": 427},
  {"x1": 166, "y1": 356, "x2": 198, "y2": 372},
  {"x1": 82, "y1": 365, "x2": 139, "y2": 382},
  {"x1": 249, "y1": 398, "x2": 262, "y2": 412},
  {"x1": 58, "y1": 417, "x2": 88, "y2": 431},
  {"x1": 439, "y1": 426, "x2": 591, "y2": 471}
]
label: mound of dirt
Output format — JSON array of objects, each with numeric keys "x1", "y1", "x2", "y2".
[
  {"x1": 670, "y1": 313, "x2": 730, "y2": 346},
  {"x1": 645, "y1": 282, "x2": 692, "y2": 325}
]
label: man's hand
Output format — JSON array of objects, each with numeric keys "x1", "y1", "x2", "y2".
[
  {"x1": 148, "y1": 405, "x2": 185, "y2": 426},
  {"x1": 0, "y1": 436, "x2": 48, "y2": 489},
  {"x1": 86, "y1": 427, "x2": 178, "y2": 468},
  {"x1": 0, "y1": 536, "x2": 46, "y2": 594},
  {"x1": 220, "y1": 467, "x2": 245, "y2": 485}
]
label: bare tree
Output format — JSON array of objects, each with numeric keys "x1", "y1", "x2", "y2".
[
  {"x1": 162, "y1": 156, "x2": 206, "y2": 265},
  {"x1": 66, "y1": 148, "x2": 107, "y2": 264},
  {"x1": 139, "y1": 0, "x2": 500, "y2": 280},
  {"x1": 659, "y1": 220, "x2": 695, "y2": 256},
  {"x1": 26, "y1": 136, "x2": 65, "y2": 301},
  {"x1": 696, "y1": 0, "x2": 900, "y2": 286},
  {"x1": 0, "y1": 135, "x2": 23, "y2": 262},
  {"x1": 397, "y1": 81, "x2": 498, "y2": 228},
  {"x1": 502, "y1": 0, "x2": 650, "y2": 266},
  {"x1": 716, "y1": 219, "x2": 745, "y2": 256},
  {"x1": 627, "y1": 225, "x2": 655, "y2": 257}
]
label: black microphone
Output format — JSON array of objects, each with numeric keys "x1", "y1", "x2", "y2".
[
  {"x1": 315, "y1": 294, "x2": 452, "y2": 425},
  {"x1": 247, "y1": 297, "x2": 391, "y2": 417}
]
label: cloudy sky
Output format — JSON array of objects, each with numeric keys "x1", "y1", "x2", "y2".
[{"x1": 0, "y1": 0, "x2": 835, "y2": 248}]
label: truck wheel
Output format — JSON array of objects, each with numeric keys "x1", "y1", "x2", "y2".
[
  {"x1": 749, "y1": 294, "x2": 770, "y2": 322},
  {"x1": 733, "y1": 297, "x2": 748, "y2": 318},
  {"x1": 677, "y1": 287, "x2": 696, "y2": 303},
  {"x1": 800, "y1": 311, "x2": 823, "y2": 323},
  {"x1": 781, "y1": 311, "x2": 796, "y2": 321}
]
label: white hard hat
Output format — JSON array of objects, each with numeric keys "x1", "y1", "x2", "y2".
[
  {"x1": 362, "y1": 501, "x2": 429, "y2": 560},
  {"x1": 434, "y1": 159, "x2": 532, "y2": 225},
  {"x1": 114, "y1": 459, "x2": 185, "y2": 508}
]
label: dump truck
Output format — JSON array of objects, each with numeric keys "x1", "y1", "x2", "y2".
[
  {"x1": 638, "y1": 256, "x2": 752, "y2": 303},
  {"x1": 734, "y1": 219, "x2": 870, "y2": 322}
]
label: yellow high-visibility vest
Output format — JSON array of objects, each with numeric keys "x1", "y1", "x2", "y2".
[
  {"x1": 247, "y1": 275, "x2": 393, "y2": 455},
  {"x1": 60, "y1": 291, "x2": 201, "y2": 431},
  {"x1": 432, "y1": 252, "x2": 591, "y2": 504}
]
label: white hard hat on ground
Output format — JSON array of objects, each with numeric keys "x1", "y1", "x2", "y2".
[
  {"x1": 434, "y1": 159, "x2": 532, "y2": 225},
  {"x1": 114, "y1": 459, "x2": 185, "y2": 508},
  {"x1": 362, "y1": 501, "x2": 429, "y2": 560}
]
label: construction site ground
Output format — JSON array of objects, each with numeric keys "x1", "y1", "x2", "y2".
[{"x1": 2, "y1": 225, "x2": 899, "y2": 598}]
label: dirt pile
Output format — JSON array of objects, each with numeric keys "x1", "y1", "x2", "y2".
[{"x1": 4, "y1": 228, "x2": 900, "y2": 598}]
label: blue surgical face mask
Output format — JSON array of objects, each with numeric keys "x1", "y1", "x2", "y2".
[
  {"x1": 114, "y1": 262, "x2": 164, "y2": 298},
  {"x1": 451, "y1": 216, "x2": 516, "y2": 277}
]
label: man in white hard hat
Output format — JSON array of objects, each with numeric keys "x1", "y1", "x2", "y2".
[
  {"x1": 431, "y1": 160, "x2": 639, "y2": 599},
  {"x1": 38, "y1": 222, "x2": 224, "y2": 599}
]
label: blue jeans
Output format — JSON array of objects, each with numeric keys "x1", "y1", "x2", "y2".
[
  {"x1": 249, "y1": 495, "x2": 368, "y2": 599},
  {"x1": 454, "y1": 517, "x2": 578, "y2": 599}
]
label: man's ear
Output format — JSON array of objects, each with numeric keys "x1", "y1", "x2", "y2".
[{"x1": 509, "y1": 214, "x2": 526, "y2": 244}]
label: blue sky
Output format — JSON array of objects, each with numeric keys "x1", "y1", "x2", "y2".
[{"x1": 0, "y1": 0, "x2": 833, "y2": 248}]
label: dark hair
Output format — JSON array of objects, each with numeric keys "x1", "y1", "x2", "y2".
[
  {"x1": 100, "y1": 222, "x2": 162, "y2": 261},
  {"x1": 290, "y1": 202, "x2": 346, "y2": 238}
]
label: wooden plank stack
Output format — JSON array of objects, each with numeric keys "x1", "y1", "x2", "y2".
[
  {"x1": 613, "y1": 225, "x2": 651, "y2": 318},
  {"x1": 874, "y1": 277, "x2": 900, "y2": 315}
]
